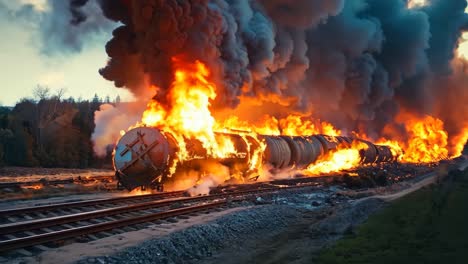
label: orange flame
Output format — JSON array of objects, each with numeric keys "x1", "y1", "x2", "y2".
[
  {"x1": 402, "y1": 116, "x2": 449, "y2": 162},
  {"x1": 369, "y1": 115, "x2": 450, "y2": 163},
  {"x1": 140, "y1": 58, "x2": 240, "y2": 164},
  {"x1": 304, "y1": 141, "x2": 368, "y2": 175},
  {"x1": 452, "y1": 126, "x2": 468, "y2": 157},
  {"x1": 219, "y1": 114, "x2": 340, "y2": 136},
  {"x1": 23, "y1": 184, "x2": 43, "y2": 190}
]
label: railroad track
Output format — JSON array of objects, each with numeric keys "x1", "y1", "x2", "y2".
[
  {"x1": 0, "y1": 184, "x2": 316, "y2": 256},
  {"x1": 0, "y1": 176, "x2": 334, "y2": 224},
  {"x1": 0, "y1": 190, "x2": 188, "y2": 223}
]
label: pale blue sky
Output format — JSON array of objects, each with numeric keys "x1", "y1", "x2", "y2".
[{"x1": 0, "y1": 0, "x2": 131, "y2": 106}]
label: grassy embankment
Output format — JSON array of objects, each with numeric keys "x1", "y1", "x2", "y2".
[{"x1": 316, "y1": 167, "x2": 468, "y2": 264}]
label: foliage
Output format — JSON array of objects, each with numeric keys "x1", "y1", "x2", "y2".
[
  {"x1": 0, "y1": 129, "x2": 14, "y2": 167},
  {"x1": 0, "y1": 95, "x2": 112, "y2": 168},
  {"x1": 316, "y1": 168, "x2": 468, "y2": 264}
]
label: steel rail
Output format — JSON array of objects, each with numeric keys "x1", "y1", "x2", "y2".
[
  {"x1": 0, "y1": 190, "x2": 187, "y2": 217},
  {"x1": 0, "y1": 201, "x2": 226, "y2": 252},
  {"x1": 0, "y1": 185, "x2": 313, "y2": 253},
  {"x1": 0, "y1": 185, "x2": 308, "y2": 235}
]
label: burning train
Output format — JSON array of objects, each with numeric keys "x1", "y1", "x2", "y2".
[
  {"x1": 90, "y1": 1, "x2": 468, "y2": 192},
  {"x1": 113, "y1": 127, "x2": 395, "y2": 191}
]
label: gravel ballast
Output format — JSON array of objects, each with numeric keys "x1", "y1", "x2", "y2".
[
  {"x1": 78, "y1": 204, "x2": 304, "y2": 264},
  {"x1": 76, "y1": 188, "x2": 382, "y2": 264}
]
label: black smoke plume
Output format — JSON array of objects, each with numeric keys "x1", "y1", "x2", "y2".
[{"x1": 95, "y1": 0, "x2": 468, "y2": 152}]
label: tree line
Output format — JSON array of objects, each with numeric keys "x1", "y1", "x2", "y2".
[{"x1": 0, "y1": 86, "x2": 118, "y2": 169}]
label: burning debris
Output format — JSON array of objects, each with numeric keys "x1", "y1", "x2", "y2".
[{"x1": 80, "y1": 0, "x2": 468, "y2": 190}]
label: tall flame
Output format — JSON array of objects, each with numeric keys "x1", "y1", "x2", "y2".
[
  {"x1": 402, "y1": 116, "x2": 449, "y2": 162},
  {"x1": 371, "y1": 115, "x2": 449, "y2": 163},
  {"x1": 141, "y1": 58, "x2": 240, "y2": 163}
]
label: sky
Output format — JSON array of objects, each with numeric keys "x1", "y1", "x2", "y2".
[
  {"x1": 0, "y1": 0, "x2": 467, "y2": 107},
  {"x1": 0, "y1": 0, "x2": 131, "y2": 106}
]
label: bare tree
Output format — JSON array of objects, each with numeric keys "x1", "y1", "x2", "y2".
[
  {"x1": 55, "y1": 88, "x2": 67, "y2": 101},
  {"x1": 33, "y1": 85, "x2": 50, "y2": 101},
  {"x1": 52, "y1": 88, "x2": 67, "y2": 114}
]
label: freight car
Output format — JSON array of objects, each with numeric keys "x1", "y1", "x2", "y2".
[{"x1": 113, "y1": 127, "x2": 395, "y2": 191}]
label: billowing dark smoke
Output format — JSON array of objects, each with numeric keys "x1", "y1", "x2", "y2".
[
  {"x1": 0, "y1": 0, "x2": 115, "y2": 55},
  {"x1": 95, "y1": 0, "x2": 468, "y2": 149}
]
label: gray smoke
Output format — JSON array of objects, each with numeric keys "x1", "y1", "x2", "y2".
[{"x1": 0, "y1": 0, "x2": 115, "y2": 55}]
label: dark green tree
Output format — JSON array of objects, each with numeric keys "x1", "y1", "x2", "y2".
[{"x1": 0, "y1": 92, "x2": 111, "y2": 168}]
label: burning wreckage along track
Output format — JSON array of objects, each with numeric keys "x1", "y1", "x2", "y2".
[
  {"x1": 113, "y1": 127, "x2": 396, "y2": 191},
  {"x1": 0, "y1": 183, "x2": 321, "y2": 255}
]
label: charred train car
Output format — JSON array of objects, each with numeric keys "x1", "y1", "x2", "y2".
[{"x1": 113, "y1": 127, "x2": 395, "y2": 191}]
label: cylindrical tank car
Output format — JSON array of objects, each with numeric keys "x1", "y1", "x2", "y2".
[{"x1": 113, "y1": 127, "x2": 395, "y2": 191}]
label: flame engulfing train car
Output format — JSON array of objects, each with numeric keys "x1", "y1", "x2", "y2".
[{"x1": 113, "y1": 127, "x2": 395, "y2": 191}]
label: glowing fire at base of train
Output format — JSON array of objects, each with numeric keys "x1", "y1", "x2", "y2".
[{"x1": 113, "y1": 126, "x2": 396, "y2": 191}]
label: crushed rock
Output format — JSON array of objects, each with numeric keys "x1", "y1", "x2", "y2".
[
  {"x1": 76, "y1": 190, "x2": 381, "y2": 264},
  {"x1": 76, "y1": 204, "x2": 305, "y2": 264}
]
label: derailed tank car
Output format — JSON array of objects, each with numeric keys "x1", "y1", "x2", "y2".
[{"x1": 113, "y1": 127, "x2": 396, "y2": 191}]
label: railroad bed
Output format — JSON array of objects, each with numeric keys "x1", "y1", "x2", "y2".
[
  {"x1": 0, "y1": 180, "x2": 324, "y2": 258},
  {"x1": 0, "y1": 161, "x2": 452, "y2": 260},
  {"x1": 0, "y1": 175, "x2": 115, "y2": 190}
]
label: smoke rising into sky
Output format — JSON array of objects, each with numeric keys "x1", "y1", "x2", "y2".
[
  {"x1": 2, "y1": 0, "x2": 468, "y2": 154},
  {"x1": 93, "y1": 0, "x2": 468, "y2": 144}
]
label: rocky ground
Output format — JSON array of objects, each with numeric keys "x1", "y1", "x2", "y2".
[
  {"x1": 70, "y1": 189, "x2": 382, "y2": 264},
  {"x1": 70, "y1": 161, "x2": 461, "y2": 264}
]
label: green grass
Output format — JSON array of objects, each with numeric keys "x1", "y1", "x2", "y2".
[{"x1": 316, "y1": 169, "x2": 468, "y2": 264}]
